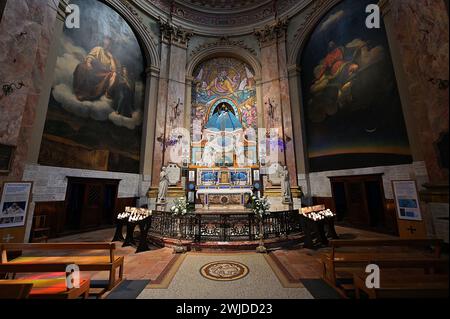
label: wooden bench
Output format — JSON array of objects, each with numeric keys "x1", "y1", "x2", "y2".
[
  {"x1": 0, "y1": 263, "x2": 91, "y2": 299},
  {"x1": 321, "y1": 239, "x2": 444, "y2": 289},
  {"x1": 0, "y1": 282, "x2": 33, "y2": 299},
  {"x1": 353, "y1": 272, "x2": 449, "y2": 299},
  {"x1": 0, "y1": 279, "x2": 91, "y2": 299},
  {"x1": 0, "y1": 243, "x2": 124, "y2": 291}
]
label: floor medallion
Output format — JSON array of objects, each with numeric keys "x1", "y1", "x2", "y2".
[{"x1": 200, "y1": 261, "x2": 250, "y2": 282}]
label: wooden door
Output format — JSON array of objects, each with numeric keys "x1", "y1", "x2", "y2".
[
  {"x1": 80, "y1": 182, "x2": 103, "y2": 229},
  {"x1": 345, "y1": 181, "x2": 370, "y2": 226}
]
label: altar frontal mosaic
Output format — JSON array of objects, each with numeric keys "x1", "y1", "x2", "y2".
[{"x1": 200, "y1": 261, "x2": 249, "y2": 282}]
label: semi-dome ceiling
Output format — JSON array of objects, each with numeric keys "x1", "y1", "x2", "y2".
[
  {"x1": 176, "y1": 0, "x2": 271, "y2": 12},
  {"x1": 133, "y1": 0, "x2": 309, "y2": 35}
]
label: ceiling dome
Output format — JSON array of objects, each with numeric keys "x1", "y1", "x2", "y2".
[
  {"x1": 176, "y1": 0, "x2": 271, "y2": 12},
  {"x1": 133, "y1": 0, "x2": 307, "y2": 35}
]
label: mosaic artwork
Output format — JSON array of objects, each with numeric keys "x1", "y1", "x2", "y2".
[
  {"x1": 191, "y1": 57, "x2": 258, "y2": 166},
  {"x1": 38, "y1": 0, "x2": 145, "y2": 173},
  {"x1": 300, "y1": 0, "x2": 412, "y2": 172},
  {"x1": 192, "y1": 57, "x2": 257, "y2": 131},
  {"x1": 200, "y1": 261, "x2": 250, "y2": 281}
]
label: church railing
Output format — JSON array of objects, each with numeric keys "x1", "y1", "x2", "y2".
[{"x1": 147, "y1": 210, "x2": 303, "y2": 242}]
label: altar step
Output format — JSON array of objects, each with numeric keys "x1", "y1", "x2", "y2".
[{"x1": 149, "y1": 234, "x2": 304, "y2": 251}]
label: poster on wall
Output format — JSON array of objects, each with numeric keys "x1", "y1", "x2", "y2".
[
  {"x1": 0, "y1": 182, "x2": 33, "y2": 229},
  {"x1": 392, "y1": 180, "x2": 422, "y2": 221}
]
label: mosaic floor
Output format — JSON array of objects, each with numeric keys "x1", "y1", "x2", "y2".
[
  {"x1": 138, "y1": 253, "x2": 314, "y2": 299},
  {"x1": 35, "y1": 226, "x2": 395, "y2": 299}
]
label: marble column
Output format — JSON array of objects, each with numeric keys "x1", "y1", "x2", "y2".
[
  {"x1": 26, "y1": 3, "x2": 67, "y2": 164},
  {"x1": 151, "y1": 21, "x2": 192, "y2": 188},
  {"x1": 380, "y1": 0, "x2": 449, "y2": 186},
  {"x1": 380, "y1": 0, "x2": 449, "y2": 238},
  {"x1": 0, "y1": 0, "x2": 59, "y2": 243},
  {"x1": 255, "y1": 19, "x2": 298, "y2": 187},
  {"x1": 288, "y1": 64, "x2": 310, "y2": 195},
  {"x1": 140, "y1": 66, "x2": 160, "y2": 181}
]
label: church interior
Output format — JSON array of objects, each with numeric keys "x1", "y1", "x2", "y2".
[{"x1": 0, "y1": 0, "x2": 448, "y2": 302}]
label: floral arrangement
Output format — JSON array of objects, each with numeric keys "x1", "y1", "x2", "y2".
[
  {"x1": 251, "y1": 195, "x2": 271, "y2": 220},
  {"x1": 170, "y1": 197, "x2": 191, "y2": 216}
]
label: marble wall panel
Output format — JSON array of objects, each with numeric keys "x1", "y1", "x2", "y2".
[{"x1": 388, "y1": 0, "x2": 449, "y2": 183}]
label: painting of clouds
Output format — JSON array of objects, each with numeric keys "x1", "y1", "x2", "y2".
[
  {"x1": 39, "y1": 0, "x2": 145, "y2": 173},
  {"x1": 300, "y1": 0, "x2": 412, "y2": 172}
]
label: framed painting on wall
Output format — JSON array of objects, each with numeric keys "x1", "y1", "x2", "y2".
[{"x1": 0, "y1": 182, "x2": 33, "y2": 229}]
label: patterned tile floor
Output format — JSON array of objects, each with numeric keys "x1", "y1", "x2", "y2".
[
  {"x1": 138, "y1": 253, "x2": 314, "y2": 299},
  {"x1": 14, "y1": 225, "x2": 396, "y2": 298}
]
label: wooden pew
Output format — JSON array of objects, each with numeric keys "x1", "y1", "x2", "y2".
[
  {"x1": 0, "y1": 282, "x2": 33, "y2": 299},
  {"x1": 0, "y1": 243, "x2": 124, "y2": 291},
  {"x1": 0, "y1": 263, "x2": 91, "y2": 299},
  {"x1": 353, "y1": 272, "x2": 449, "y2": 299},
  {"x1": 321, "y1": 238, "x2": 445, "y2": 292}
]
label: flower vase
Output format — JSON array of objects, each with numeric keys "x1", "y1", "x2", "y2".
[
  {"x1": 256, "y1": 219, "x2": 267, "y2": 253},
  {"x1": 173, "y1": 217, "x2": 186, "y2": 254}
]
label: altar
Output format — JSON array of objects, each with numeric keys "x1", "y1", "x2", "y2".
[
  {"x1": 196, "y1": 186, "x2": 253, "y2": 208},
  {"x1": 194, "y1": 168, "x2": 255, "y2": 209}
]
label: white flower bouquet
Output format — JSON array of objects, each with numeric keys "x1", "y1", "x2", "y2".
[
  {"x1": 170, "y1": 197, "x2": 190, "y2": 216},
  {"x1": 251, "y1": 195, "x2": 271, "y2": 220}
]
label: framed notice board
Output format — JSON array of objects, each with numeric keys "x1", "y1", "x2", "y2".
[
  {"x1": 392, "y1": 180, "x2": 422, "y2": 221},
  {"x1": 392, "y1": 180, "x2": 427, "y2": 238},
  {"x1": 0, "y1": 182, "x2": 33, "y2": 229}
]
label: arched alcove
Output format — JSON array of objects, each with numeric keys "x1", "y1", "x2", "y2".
[
  {"x1": 37, "y1": 0, "x2": 155, "y2": 174},
  {"x1": 295, "y1": 0, "x2": 412, "y2": 173}
]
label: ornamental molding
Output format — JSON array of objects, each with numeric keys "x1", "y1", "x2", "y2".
[
  {"x1": 254, "y1": 18, "x2": 289, "y2": 46},
  {"x1": 159, "y1": 19, "x2": 194, "y2": 47},
  {"x1": 130, "y1": 0, "x2": 312, "y2": 36},
  {"x1": 190, "y1": 37, "x2": 258, "y2": 58}
]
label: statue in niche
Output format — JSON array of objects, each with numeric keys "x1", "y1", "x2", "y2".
[
  {"x1": 157, "y1": 166, "x2": 170, "y2": 203},
  {"x1": 281, "y1": 166, "x2": 292, "y2": 203}
]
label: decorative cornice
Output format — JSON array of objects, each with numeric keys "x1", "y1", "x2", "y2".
[
  {"x1": 190, "y1": 36, "x2": 257, "y2": 58},
  {"x1": 131, "y1": 0, "x2": 312, "y2": 37},
  {"x1": 254, "y1": 18, "x2": 289, "y2": 46},
  {"x1": 159, "y1": 19, "x2": 193, "y2": 47}
]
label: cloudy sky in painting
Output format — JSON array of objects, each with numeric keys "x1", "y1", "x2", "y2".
[
  {"x1": 50, "y1": 0, "x2": 145, "y2": 130},
  {"x1": 52, "y1": 35, "x2": 144, "y2": 130},
  {"x1": 318, "y1": 10, "x2": 345, "y2": 32}
]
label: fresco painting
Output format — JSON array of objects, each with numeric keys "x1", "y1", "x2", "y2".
[
  {"x1": 38, "y1": 0, "x2": 145, "y2": 174},
  {"x1": 301, "y1": 0, "x2": 412, "y2": 172}
]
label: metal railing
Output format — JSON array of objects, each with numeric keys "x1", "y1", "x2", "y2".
[{"x1": 148, "y1": 210, "x2": 302, "y2": 242}]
